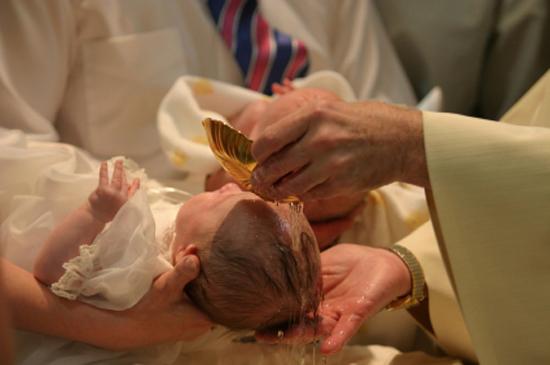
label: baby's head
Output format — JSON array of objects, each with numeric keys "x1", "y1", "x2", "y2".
[{"x1": 175, "y1": 183, "x2": 321, "y2": 331}]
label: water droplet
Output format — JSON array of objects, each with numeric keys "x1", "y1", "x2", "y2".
[{"x1": 355, "y1": 295, "x2": 367, "y2": 305}]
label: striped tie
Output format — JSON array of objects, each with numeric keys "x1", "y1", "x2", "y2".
[{"x1": 207, "y1": 0, "x2": 310, "y2": 95}]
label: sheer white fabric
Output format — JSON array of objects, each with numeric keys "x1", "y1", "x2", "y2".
[{"x1": 51, "y1": 187, "x2": 173, "y2": 310}]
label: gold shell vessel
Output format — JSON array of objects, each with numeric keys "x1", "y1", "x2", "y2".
[{"x1": 202, "y1": 118, "x2": 299, "y2": 203}]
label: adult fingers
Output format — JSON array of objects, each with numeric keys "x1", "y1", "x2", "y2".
[
  {"x1": 251, "y1": 142, "x2": 311, "y2": 197},
  {"x1": 161, "y1": 247, "x2": 200, "y2": 295},
  {"x1": 301, "y1": 178, "x2": 345, "y2": 201},
  {"x1": 319, "y1": 313, "x2": 364, "y2": 355},
  {"x1": 251, "y1": 106, "x2": 313, "y2": 164},
  {"x1": 99, "y1": 161, "x2": 109, "y2": 186},
  {"x1": 274, "y1": 162, "x2": 329, "y2": 199}
]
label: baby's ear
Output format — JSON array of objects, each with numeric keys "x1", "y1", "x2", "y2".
[{"x1": 174, "y1": 244, "x2": 198, "y2": 264}]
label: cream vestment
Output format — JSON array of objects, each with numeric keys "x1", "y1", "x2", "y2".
[{"x1": 421, "y1": 70, "x2": 550, "y2": 365}]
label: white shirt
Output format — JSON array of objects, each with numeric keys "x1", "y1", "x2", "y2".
[{"x1": 0, "y1": 0, "x2": 415, "y2": 182}]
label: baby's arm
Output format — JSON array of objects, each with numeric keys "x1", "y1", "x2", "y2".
[{"x1": 33, "y1": 160, "x2": 140, "y2": 285}]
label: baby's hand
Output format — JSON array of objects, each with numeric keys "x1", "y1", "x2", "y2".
[
  {"x1": 87, "y1": 160, "x2": 140, "y2": 223},
  {"x1": 271, "y1": 78, "x2": 294, "y2": 95}
]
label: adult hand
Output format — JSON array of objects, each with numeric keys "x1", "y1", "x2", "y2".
[
  {"x1": 317, "y1": 244, "x2": 411, "y2": 354},
  {"x1": 109, "y1": 245, "x2": 212, "y2": 350},
  {"x1": 5, "y1": 250, "x2": 210, "y2": 352},
  {"x1": 256, "y1": 244, "x2": 412, "y2": 355},
  {"x1": 250, "y1": 100, "x2": 427, "y2": 201}
]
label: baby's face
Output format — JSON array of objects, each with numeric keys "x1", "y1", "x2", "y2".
[{"x1": 175, "y1": 183, "x2": 312, "y2": 252}]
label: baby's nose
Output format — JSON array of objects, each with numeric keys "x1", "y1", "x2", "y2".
[{"x1": 219, "y1": 182, "x2": 242, "y2": 193}]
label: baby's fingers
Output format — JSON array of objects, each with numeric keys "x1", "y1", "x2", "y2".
[
  {"x1": 272, "y1": 82, "x2": 285, "y2": 95},
  {"x1": 112, "y1": 160, "x2": 124, "y2": 189},
  {"x1": 271, "y1": 80, "x2": 294, "y2": 95},
  {"x1": 128, "y1": 178, "x2": 141, "y2": 197},
  {"x1": 121, "y1": 168, "x2": 129, "y2": 196},
  {"x1": 282, "y1": 78, "x2": 294, "y2": 88},
  {"x1": 99, "y1": 161, "x2": 109, "y2": 186}
]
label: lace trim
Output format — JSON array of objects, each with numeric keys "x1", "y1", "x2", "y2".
[{"x1": 50, "y1": 244, "x2": 100, "y2": 300}]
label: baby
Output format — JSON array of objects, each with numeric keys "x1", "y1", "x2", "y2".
[
  {"x1": 33, "y1": 160, "x2": 322, "y2": 332},
  {"x1": 206, "y1": 82, "x2": 365, "y2": 230}
]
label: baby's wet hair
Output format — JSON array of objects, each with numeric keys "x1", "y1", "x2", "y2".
[{"x1": 185, "y1": 200, "x2": 321, "y2": 330}]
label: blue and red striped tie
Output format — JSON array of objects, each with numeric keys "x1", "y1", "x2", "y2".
[{"x1": 207, "y1": 0, "x2": 310, "y2": 95}]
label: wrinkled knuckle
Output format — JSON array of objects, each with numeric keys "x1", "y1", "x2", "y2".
[
  {"x1": 317, "y1": 99, "x2": 334, "y2": 111},
  {"x1": 322, "y1": 180, "x2": 338, "y2": 194},
  {"x1": 327, "y1": 157, "x2": 344, "y2": 172},
  {"x1": 262, "y1": 160, "x2": 281, "y2": 177},
  {"x1": 309, "y1": 103, "x2": 326, "y2": 120},
  {"x1": 310, "y1": 134, "x2": 329, "y2": 151},
  {"x1": 279, "y1": 179, "x2": 300, "y2": 195},
  {"x1": 254, "y1": 135, "x2": 274, "y2": 158},
  {"x1": 337, "y1": 154, "x2": 353, "y2": 170}
]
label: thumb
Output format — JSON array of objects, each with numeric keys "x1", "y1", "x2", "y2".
[
  {"x1": 320, "y1": 313, "x2": 364, "y2": 355},
  {"x1": 163, "y1": 252, "x2": 200, "y2": 293}
]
